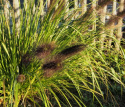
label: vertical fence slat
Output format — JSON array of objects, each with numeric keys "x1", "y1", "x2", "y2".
[
  {"x1": 47, "y1": 0, "x2": 51, "y2": 9},
  {"x1": 81, "y1": 0, "x2": 87, "y2": 14},
  {"x1": 92, "y1": 0, "x2": 97, "y2": 30},
  {"x1": 55, "y1": 1, "x2": 58, "y2": 10},
  {"x1": 4, "y1": 0, "x2": 9, "y2": 21},
  {"x1": 40, "y1": 0, "x2": 44, "y2": 17},
  {"x1": 13, "y1": 0, "x2": 20, "y2": 34},
  {"x1": 74, "y1": 0, "x2": 78, "y2": 19},
  {"x1": 64, "y1": 0, "x2": 69, "y2": 19},
  {"x1": 92, "y1": 0, "x2": 97, "y2": 44},
  {"x1": 115, "y1": 0, "x2": 124, "y2": 51},
  {"x1": 74, "y1": 0, "x2": 78, "y2": 9},
  {"x1": 24, "y1": 0, "x2": 28, "y2": 11},
  {"x1": 109, "y1": 0, "x2": 117, "y2": 48},
  {"x1": 32, "y1": 0, "x2": 36, "y2": 14},
  {"x1": 100, "y1": 4, "x2": 107, "y2": 49}
]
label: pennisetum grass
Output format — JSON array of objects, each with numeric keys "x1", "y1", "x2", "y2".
[{"x1": 0, "y1": 0, "x2": 125, "y2": 107}]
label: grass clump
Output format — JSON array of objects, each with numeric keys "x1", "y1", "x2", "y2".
[{"x1": 0, "y1": 0, "x2": 125, "y2": 107}]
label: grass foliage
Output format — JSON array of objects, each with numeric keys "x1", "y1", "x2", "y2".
[{"x1": 0, "y1": 0, "x2": 125, "y2": 107}]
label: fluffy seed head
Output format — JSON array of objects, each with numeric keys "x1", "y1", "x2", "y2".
[
  {"x1": 35, "y1": 43, "x2": 55, "y2": 59},
  {"x1": 42, "y1": 60, "x2": 62, "y2": 78},
  {"x1": 17, "y1": 74, "x2": 25, "y2": 83},
  {"x1": 56, "y1": 44, "x2": 86, "y2": 60}
]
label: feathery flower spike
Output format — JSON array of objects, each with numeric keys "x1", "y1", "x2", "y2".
[
  {"x1": 35, "y1": 43, "x2": 55, "y2": 59},
  {"x1": 17, "y1": 74, "x2": 25, "y2": 83},
  {"x1": 56, "y1": 44, "x2": 86, "y2": 60},
  {"x1": 42, "y1": 60, "x2": 62, "y2": 78}
]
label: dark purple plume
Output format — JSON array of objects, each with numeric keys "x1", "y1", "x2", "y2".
[
  {"x1": 35, "y1": 43, "x2": 55, "y2": 59},
  {"x1": 42, "y1": 60, "x2": 62, "y2": 78},
  {"x1": 56, "y1": 44, "x2": 86, "y2": 60}
]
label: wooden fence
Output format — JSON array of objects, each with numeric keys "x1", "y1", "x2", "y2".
[{"x1": 2, "y1": 0, "x2": 125, "y2": 51}]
